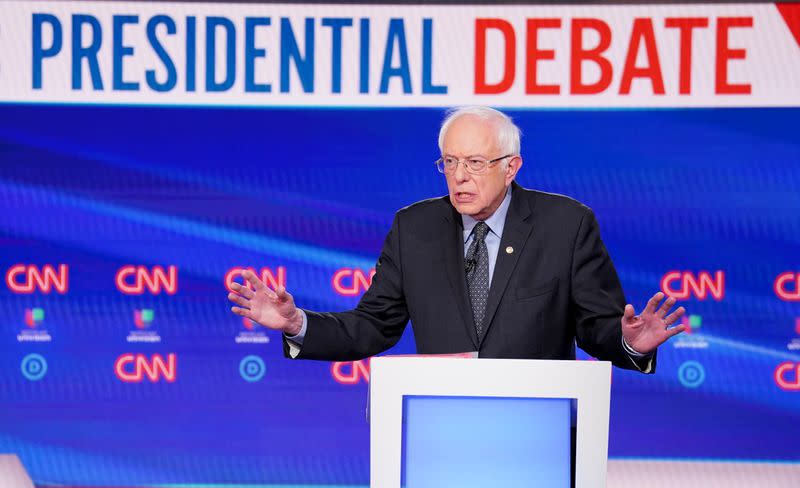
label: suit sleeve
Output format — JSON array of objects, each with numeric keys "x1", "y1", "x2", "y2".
[
  {"x1": 282, "y1": 213, "x2": 409, "y2": 361},
  {"x1": 570, "y1": 208, "x2": 657, "y2": 373}
]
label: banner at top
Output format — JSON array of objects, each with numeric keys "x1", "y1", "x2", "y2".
[{"x1": 1, "y1": 1, "x2": 798, "y2": 107}]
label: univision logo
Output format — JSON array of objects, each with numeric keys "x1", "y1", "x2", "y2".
[
  {"x1": 134, "y1": 309, "x2": 154, "y2": 329},
  {"x1": 25, "y1": 307, "x2": 44, "y2": 328},
  {"x1": 672, "y1": 314, "x2": 707, "y2": 349},
  {"x1": 236, "y1": 316, "x2": 269, "y2": 344},
  {"x1": 19, "y1": 308, "x2": 51, "y2": 343},
  {"x1": 242, "y1": 316, "x2": 254, "y2": 330},
  {"x1": 128, "y1": 309, "x2": 160, "y2": 343},
  {"x1": 681, "y1": 314, "x2": 702, "y2": 333}
]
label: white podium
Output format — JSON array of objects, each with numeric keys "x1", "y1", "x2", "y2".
[
  {"x1": 0, "y1": 455, "x2": 35, "y2": 488},
  {"x1": 370, "y1": 357, "x2": 612, "y2": 488}
]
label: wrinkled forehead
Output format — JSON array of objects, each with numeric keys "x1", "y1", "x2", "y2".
[{"x1": 441, "y1": 115, "x2": 501, "y2": 156}]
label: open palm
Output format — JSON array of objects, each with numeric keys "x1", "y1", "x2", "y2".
[
  {"x1": 227, "y1": 270, "x2": 303, "y2": 335},
  {"x1": 622, "y1": 292, "x2": 686, "y2": 354}
]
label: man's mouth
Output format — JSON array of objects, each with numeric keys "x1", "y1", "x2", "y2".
[{"x1": 454, "y1": 191, "x2": 476, "y2": 202}]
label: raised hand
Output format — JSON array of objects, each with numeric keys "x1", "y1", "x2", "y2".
[
  {"x1": 227, "y1": 270, "x2": 304, "y2": 336},
  {"x1": 622, "y1": 292, "x2": 686, "y2": 355}
]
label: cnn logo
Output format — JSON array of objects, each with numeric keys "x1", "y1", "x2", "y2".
[
  {"x1": 116, "y1": 265, "x2": 178, "y2": 295},
  {"x1": 114, "y1": 353, "x2": 177, "y2": 383},
  {"x1": 224, "y1": 266, "x2": 286, "y2": 292},
  {"x1": 6, "y1": 264, "x2": 68, "y2": 294},
  {"x1": 660, "y1": 271, "x2": 724, "y2": 301},
  {"x1": 774, "y1": 362, "x2": 800, "y2": 391},
  {"x1": 332, "y1": 268, "x2": 375, "y2": 296},
  {"x1": 331, "y1": 359, "x2": 371, "y2": 384},
  {"x1": 774, "y1": 272, "x2": 800, "y2": 301}
]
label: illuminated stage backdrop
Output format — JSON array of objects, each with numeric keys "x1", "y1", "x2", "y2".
[{"x1": 0, "y1": 1, "x2": 799, "y2": 486}]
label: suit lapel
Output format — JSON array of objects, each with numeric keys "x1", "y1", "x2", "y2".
[
  {"x1": 479, "y1": 182, "x2": 534, "y2": 348},
  {"x1": 441, "y1": 201, "x2": 479, "y2": 349}
]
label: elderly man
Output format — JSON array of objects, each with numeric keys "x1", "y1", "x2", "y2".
[{"x1": 228, "y1": 106, "x2": 685, "y2": 371}]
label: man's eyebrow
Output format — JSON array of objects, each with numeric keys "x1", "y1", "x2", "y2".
[{"x1": 442, "y1": 153, "x2": 489, "y2": 158}]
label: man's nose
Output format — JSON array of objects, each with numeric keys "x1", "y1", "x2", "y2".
[{"x1": 453, "y1": 160, "x2": 470, "y2": 183}]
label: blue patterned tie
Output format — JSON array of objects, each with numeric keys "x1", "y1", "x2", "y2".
[{"x1": 466, "y1": 221, "x2": 490, "y2": 339}]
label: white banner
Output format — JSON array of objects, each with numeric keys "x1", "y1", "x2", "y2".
[{"x1": 0, "y1": 1, "x2": 798, "y2": 107}]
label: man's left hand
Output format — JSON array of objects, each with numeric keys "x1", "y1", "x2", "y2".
[{"x1": 622, "y1": 292, "x2": 686, "y2": 355}]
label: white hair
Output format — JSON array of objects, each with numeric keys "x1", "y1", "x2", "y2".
[{"x1": 437, "y1": 106, "x2": 521, "y2": 167}]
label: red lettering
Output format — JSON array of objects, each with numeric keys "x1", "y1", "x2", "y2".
[
  {"x1": 116, "y1": 265, "x2": 177, "y2": 295},
  {"x1": 665, "y1": 17, "x2": 709, "y2": 94},
  {"x1": 619, "y1": 18, "x2": 664, "y2": 95},
  {"x1": 715, "y1": 17, "x2": 752, "y2": 94},
  {"x1": 332, "y1": 360, "x2": 371, "y2": 385},
  {"x1": 661, "y1": 271, "x2": 725, "y2": 301},
  {"x1": 6, "y1": 264, "x2": 69, "y2": 294},
  {"x1": 475, "y1": 19, "x2": 516, "y2": 94},
  {"x1": 774, "y1": 272, "x2": 800, "y2": 301},
  {"x1": 332, "y1": 268, "x2": 376, "y2": 296},
  {"x1": 115, "y1": 353, "x2": 177, "y2": 383},
  {"x1": 570, "y1": 19, "x2": 612, "y2": 94},
  {"x1": 775, "y1": 362, "x2": 800, "y2": 391},
  {"x1": 525, "y1": 18, "x2": 561, "y2": 95},
  {"x1": 224, "y1": 266, "x2": 286, "y2": 292}
]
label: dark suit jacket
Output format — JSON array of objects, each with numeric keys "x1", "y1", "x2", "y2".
[{"x1": 284, "y1": 181, "x2": 655, "y2": 372}]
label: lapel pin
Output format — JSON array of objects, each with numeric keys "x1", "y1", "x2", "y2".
[{"x1": 506, "y1": 246, "x2": 514, "y2": 254}]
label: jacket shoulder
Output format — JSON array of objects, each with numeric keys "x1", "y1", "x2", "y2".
[
  {"x1": 521, "y1": 187, "x2": 594, "y2": 220},
  {"x1": 394, "y1": 195, "x2": 451, "y2": 223}
]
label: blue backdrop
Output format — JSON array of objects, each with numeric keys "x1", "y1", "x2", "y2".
[{"x1": 0, "y1": 105, "x2": 798, "y2": 485}]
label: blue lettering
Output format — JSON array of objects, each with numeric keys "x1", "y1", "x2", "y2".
[
  {"x1": 359, "y1": 18, "x2": 369, "y2": 94},
  {"x1": 32, "y1": 14, "x2": 62, "y2": 90},
  {"x1": 206, "y1": 17, "x2": 236, "y2": 92},
  {"x1": 380, "y1": 19, "x2": 411, "y2": 94},
  {"x1": 280, "y1": 17, "x2": 315, "y2": 93},
  {"x1": 186, "y1": 16, "x2": 196, "y2": 92},
  {"x1": 422, "y1": 19, "x2": 447, "y2": 94},
  {"x1": 71, "y1": 14, "x2": 103, "y2": 90},
  {"x1": 322, "y1": 18, "x2": 352, "y2": 94},
  {"x1": 113, "y1": 15, "x2": 139, "y2": 91},
  {"x1": 245, "y1": 17, "x2": 271, "y2": 93},
  {"x1": 146, "y1": 15, "x2": 177, "y2": 92}
]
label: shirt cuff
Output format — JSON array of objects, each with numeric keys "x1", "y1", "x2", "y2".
[
  {"x1": 285, "y1": 310, "x2": 307, "y2": 358},
  {"x1": 622, "y1": 336, "x2": 654, "y2": 373},
  {"x1": 622, "y1": 336, "x2": 648, "y2": 357}
]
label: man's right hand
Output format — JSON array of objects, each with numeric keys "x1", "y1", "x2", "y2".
[{"x1": 227, "y1": 270, "x2": 304, "y2": 336}]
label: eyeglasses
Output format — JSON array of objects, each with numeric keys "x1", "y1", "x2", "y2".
[{"x1": 435, "y1": 154, "x2": 512, "y2": 175}]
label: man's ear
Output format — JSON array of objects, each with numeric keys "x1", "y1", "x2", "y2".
[{"x1": 505, "y1": 156, "x2": 522, "y2": 184}]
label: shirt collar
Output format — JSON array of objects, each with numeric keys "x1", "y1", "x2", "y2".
[{"x1": 462, "y1": 185, "x2": 513, "y2": 242}]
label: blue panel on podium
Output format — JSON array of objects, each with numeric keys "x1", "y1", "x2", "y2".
[{"x1": 401, "y1": 396, "x2": 572, "y2": 488}]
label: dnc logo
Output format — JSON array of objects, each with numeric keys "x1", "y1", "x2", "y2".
[{"x1": 21, "y1": 354, "x2": 48, "y2": 381}]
